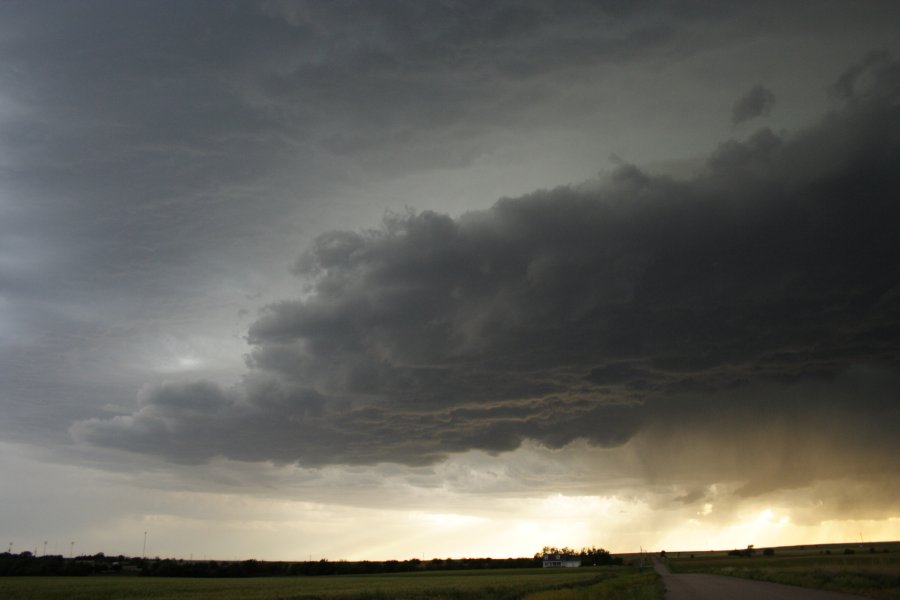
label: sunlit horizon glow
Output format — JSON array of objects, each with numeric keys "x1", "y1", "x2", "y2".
[
  {"x1": 1, "y1": 2, "x2": 898, "y2": 563},
  {"x1": 3, "y1": 440, "x2": 898, "y2": 561}
]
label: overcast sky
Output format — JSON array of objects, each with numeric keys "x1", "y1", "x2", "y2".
[{"x1": 1, "y1": 0, "x2": 899, "y2": 561}]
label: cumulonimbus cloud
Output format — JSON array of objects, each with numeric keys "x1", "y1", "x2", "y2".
[{"x1": 73, "y1": 54, "x2": 900, "y2": 494}]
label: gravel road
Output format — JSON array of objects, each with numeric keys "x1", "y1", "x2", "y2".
[{"x1": 653, "y1": 558, "x2": 870, "y2": 600}]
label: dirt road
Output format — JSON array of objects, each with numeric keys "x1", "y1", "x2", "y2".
[{"x1": 653, "y1": 558, "x2": 870, "y2": 600}]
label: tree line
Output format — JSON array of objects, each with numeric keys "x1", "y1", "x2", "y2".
[
  {"x1": 0, "y1": 552, "x2": 541, "y2": 577},
  {"x1": 0, "y1": 552, "x2": 112, "y2": 576},
  {"x1": 1, "y1": 547, "x2": 622, "y2": 577},
  {"x1": 143, "y1": 556, "x2": 544, "y2": 577},
  {"x1": 536, "y1": 546, "x2": 623, "y2": 566}
]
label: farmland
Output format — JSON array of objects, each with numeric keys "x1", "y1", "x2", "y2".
[
  {"x1": 667, "y1": 542, "x2": 900, "y2": 600},
  {"x1": 0, "y1": 566, "x2": 662, "y2": 600}
]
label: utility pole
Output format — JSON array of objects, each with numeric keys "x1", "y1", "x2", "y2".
[
  {"x1": 70, "y1": 541, "x2": 75, "y2": 558},
  {"x1": 143, "y1": 531, "x2": 148, "y2": 559}
]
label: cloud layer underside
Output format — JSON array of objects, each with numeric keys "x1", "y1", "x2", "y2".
[{"x1": 74, "y1": 56, "x2": 900, "y2": 485}]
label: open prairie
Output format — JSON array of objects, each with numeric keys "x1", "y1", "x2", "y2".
[
  {"x1": 667, "y1": 545, "x2": 900, "y2": 600},
  {"x1": 0, "y1": 566, "x2": 662, "y2": 600}
]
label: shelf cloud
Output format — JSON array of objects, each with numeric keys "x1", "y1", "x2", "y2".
[{"x1": 74, "y1": 53, "x2": 900, "y2": 501}]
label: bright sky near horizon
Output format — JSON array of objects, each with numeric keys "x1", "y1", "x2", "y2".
[{"x1": 1, "y1": 1, "x2": 899, "y2": 561}]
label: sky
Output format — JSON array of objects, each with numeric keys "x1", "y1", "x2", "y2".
[{"x1": 1, "y1": 0, "x2": 899, "y2": 561}]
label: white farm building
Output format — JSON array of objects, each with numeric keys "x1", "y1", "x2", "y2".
[{"x1": 542, "y1": 553, "x2": 581, "y2": 568}]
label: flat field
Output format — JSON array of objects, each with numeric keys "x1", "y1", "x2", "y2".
[
  {"x1": 0, "y1": 567, "x2": 662, "y2": 600},
  {"x1": 668, "y1": 547, "x2": 900, "y2": 600}
]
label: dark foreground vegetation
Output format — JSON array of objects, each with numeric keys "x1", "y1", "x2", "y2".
[{"x1": 0, "y1": 567, "x2": 664, "y2": 600}]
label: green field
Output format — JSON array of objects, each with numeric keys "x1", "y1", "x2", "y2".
[
  {"x1": 668, "y1": 544, "x2": 900, "y2": 600},
  {"x1": 0, "y1": 567, "x2": 663, "y2": 600}
]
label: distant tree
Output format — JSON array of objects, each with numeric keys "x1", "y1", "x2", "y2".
[
  {"x1": 728, "y1": 546, "x2": 757, "y2": 558},
  {"x1": 578, "y1": 546, "x2": 621, "y2": 566}
]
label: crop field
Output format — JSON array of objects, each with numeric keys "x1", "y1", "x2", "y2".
[
  {"x1": 668, "y1": 545, "x2": 900, "y2": 600},
  {"x1": 0, "y1": 566, "x2": 662, "y2": 600}
]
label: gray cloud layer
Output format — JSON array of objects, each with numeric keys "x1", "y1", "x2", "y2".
[
  {"x1": 5, "y1": 0, "x2": 900, "y2": 450},
  {"x1": 74, "y1": 54, "x2": 900, "y2": 498}
]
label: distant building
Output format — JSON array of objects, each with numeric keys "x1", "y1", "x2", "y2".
[{"x1": 542, "y1": 553, "x2": 581, "y2": 568}]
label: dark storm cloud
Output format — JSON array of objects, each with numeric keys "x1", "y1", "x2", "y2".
[
  {"x1": 0, "y1": 0, "x2": 741, "y2": 386},
  {"x1": 731, "y1": 84, "x2": 775, "y2": 124},
  {"x1": 76, "y1": 53, "x2": 900, "y2": 489},
  {"x1": 1, "y1": 0, "x2": 894, "y2": 358}
]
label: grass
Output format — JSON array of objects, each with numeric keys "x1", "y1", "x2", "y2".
[
  {"x1": 668, "y1": 547, "x2": 900, "y2": 600},
  {"x1": 0, "y1": 566, "x2": 662, "y2": 600},
  {"x1": 522, "y1": 571, "x2": 663, "y2": 600}
]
